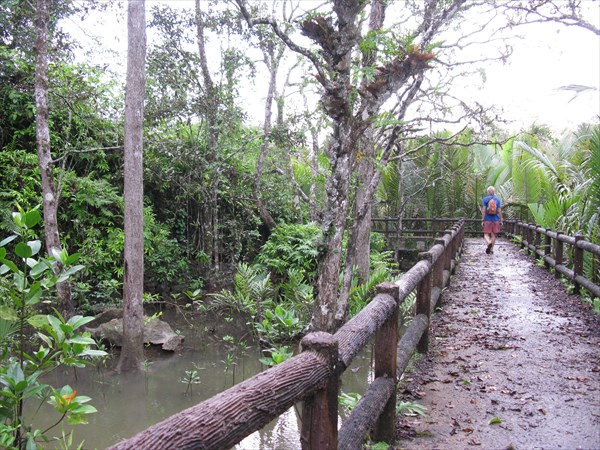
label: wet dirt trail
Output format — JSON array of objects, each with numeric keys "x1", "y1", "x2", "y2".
[{"x1": 396, "y1": 238, "x2": 600, "y2": 450}]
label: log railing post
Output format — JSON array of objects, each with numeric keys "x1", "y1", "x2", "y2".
[
  {"x1": 534, "y1": 227, "x2": 541, "y2": 255},
  {"x1": 544, "y1": 229, "x2": 552, "y2": 270},
  {"x1": 300, "y1": 332, "x2": 339, "y2": 450},
  {"x1": 443, "y1": 230, "x2": 452, "y2": 282},
  {"x1": 573, "y1": 233, "x2": 584, "y2": 294},
  {"x1": 507, "y1": 219, "x2": 514, "y2": 236},
  {"x1": 416, "y1": 252, "x2": 433, "y2": 353},
  {"x1": 555, "y1": 232, "x2": 564, "y2": 279},
  {"x1": 433, "y1": 239, "x2": 445, "y2": 292},
  {"x1": 373, "y1": 282, "x2": 399, "y2": 444}
]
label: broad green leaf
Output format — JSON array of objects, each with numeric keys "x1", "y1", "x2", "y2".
[
  {"x1": 25, "y1": 257, "x2": 37, "y2": 268},
  {"x1": 23, "y1": 210, "x2": 41, "y2": 228},
  {"x1": 15, "y1": 242, "x2": 32, "y2": 258},
  {"x1": 56, "y1": 265, "x2": 84, "y2": 283},
  {"x1": 81, "y1": 349, "x2": 107, "y2": 358},
  {"x1": 0, "y1": 248, "x2": 5, "y2": 259},
  {"x1": 27, "y1": 240, "x2": 42, "y2": 256},
  {"x1": 69, "y1": 336, "x2": 95, "y2": 345},
  {"x1": 0, "y1": 235, "x2": 18, "y2": 247},
  {"x1": 71, "y1": 404, "x2": 97, "y2": 415},
  {"x1": 36, "y1": 332, "x2": 54, "y2": 347},
  {"x1": 67, "y1": 414, "x2": 89, "y2": 425},
  {"x1": 30, "y1": 260, "x2": 51, "y2": 278},
  {"x1": 68, "y1": 315, "x2": 95, "y2": 330},
  {"x1": 26, "y1": 434, "x2": 37, "y2": 450},
  {"x1": 0, "y1": 305, "x2": 18, "y2": 321},
  {"x1": 64, "y1": 252, "x2": 81, "y2": 265},
  {"x1": 72, "y1": 395, "x2": 92, "y2": 404},
  {"x1": 47, "y1": 315, "x2": 65, "y2": 340},
  {"x1": 1, "y1": 260, "x2": 20, "y2": 275},
  {"x1": 28, "y1": 315, "x2": 49, "y2": 328},
  {"x1": 12, "y1": 212, "x2": 23, "y2": 228},
  {"x1": 50, "y1": 248, "x2": 63, "y2": 263},
  {"x1": 22, "y1": 384, "x2": 47, "y2": 399},
  {"x1": 25, "y1": 284, "x2": 43, "y2": 305}
]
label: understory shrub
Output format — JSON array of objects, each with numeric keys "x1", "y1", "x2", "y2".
[
  {"x1": 0, "y1": 208, "x2": 106, "y2": 449},
  {"x1": 255, "y1": 222, "x2": 321, "y2": 282}
]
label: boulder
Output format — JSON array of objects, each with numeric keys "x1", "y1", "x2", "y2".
[{"x1": 88, "y1": 317, "x2": 184, "y2": 351}]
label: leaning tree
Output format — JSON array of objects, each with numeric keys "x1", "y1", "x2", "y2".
[{"x1": 235, "y1": 0, "x2": 597, "y2": 332}]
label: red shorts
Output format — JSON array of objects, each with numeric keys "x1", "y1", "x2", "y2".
[{"x1": 483, "y1": 221, "x2": 501, "y2": 234}]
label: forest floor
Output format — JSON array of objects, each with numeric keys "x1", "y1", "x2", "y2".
[{"x1": 395, "y1": 237, "x2": 600, "y2": 450}]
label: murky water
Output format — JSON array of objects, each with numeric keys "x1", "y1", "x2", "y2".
[{"x1": 29, "y1": 335, "x2": 375, "y2": 449}]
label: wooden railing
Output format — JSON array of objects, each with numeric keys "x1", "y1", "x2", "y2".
[
  {"x1": 505, "y1": 220, "x2": 600, "y2": 298},
  {"x1": 372, "y1": 217, "x2": 488, "y2": 244},
  {"x1": 108, "y1": 220, "x2": 465, "y2": 450}
]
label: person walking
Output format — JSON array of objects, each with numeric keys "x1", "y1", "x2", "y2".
[{"x1": 481, "y1": 186, "x2": 503, "y2": 254}]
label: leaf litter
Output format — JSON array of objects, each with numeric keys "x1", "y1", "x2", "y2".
[{"x1": 396, "y1": 238, "x2": 600, "y2": 449}]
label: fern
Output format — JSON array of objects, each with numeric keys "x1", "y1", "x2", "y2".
[{"x1": 348, "y1": 267, "x2": 391, "y2": 316}]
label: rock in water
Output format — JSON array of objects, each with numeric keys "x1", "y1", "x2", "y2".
[{"x1": 88, "y1": 317, "x2": 184, "y2": 351}]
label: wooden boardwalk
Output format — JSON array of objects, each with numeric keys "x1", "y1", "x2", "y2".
[{"x1": 397, "y1": 238, "x2": 600, "y2": 449}]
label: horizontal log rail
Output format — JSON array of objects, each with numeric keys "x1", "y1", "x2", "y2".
[
  {"x1": 372, "y1": 217, "x2": 492, "y2": 240},
  {"x1": 108, "y1": 220, "x2": 466, "y2": 450},
  {"x1": 505, "y1": 220, "x2": 600, "y2": 298}
]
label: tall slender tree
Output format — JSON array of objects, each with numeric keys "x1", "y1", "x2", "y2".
[
  {"x1": 34, "y1": 0, "x2": 74, "y2": 318},
  {"x1": 117, "y1": 0, "x2": 146, "y2": 372}
]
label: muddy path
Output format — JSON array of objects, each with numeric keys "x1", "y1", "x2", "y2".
[{"x1": 396, "y1": 238, "x2": 600, "y2": 449}]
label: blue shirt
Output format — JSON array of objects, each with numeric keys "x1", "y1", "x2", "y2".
[{"x1": 482, "y1": 195, "x2": 501, "y2": 222}]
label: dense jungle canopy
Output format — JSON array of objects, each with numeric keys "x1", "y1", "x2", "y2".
[{"x1": 1, "y1": 0, "x2": 599, "y2": 337}]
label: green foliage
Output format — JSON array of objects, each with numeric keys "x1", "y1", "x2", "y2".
[
  {"x1": 366, "y1": 442, "x2": 391, "y2": 450},
  {"x1": 255, "y1": 222, "x2": 321, "y2": 281},
  {"x1": 0, "y1": 208, "x2": 106, "y2": 449},
  {"x1": 348, "y1": 267, "x2": 392, "y2": 317},
  {"x1": 0, "y1": 150, "x2": 40, "y2": 223},
  {"x1": 338, "y1": 391, "x2": 361, "y2": 414},
  {"x1": 208, "y1": 263, "x2": 271, "y2": 316},
  {"x1": 278, "y1": 268, "x2": 313, "y2": 307},
  {"x1": 254, "y1": 304, "x2": 303, "y2": 343},
  {"x1": 347, "y1": 237, "x2": 396, "y2": 317},
  {"x1": 144, "y1": 206, "x2": 189, "y2": 285},
  {"x1": 259, "y1": 345, "x2": 293, "y2": 366},
  {"x1": 396, "y1": 400, "x2": 428, "y2": 418},
  {"x1": 180, "y1": 369, "x2": 202, "y2": 396}
]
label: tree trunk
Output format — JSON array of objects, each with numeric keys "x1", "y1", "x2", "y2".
[
  {"x1": 309, "y1": 0, "x2": 365, "y2": 332},
  {"x1": 253, "y1": 41, "x2": 280, "y2": 232},
  {"x1": 195, "y1": 0, "x2": 222, "y2": 269},
  {"x1": 117, "y1": 0, "x2": 146, "y2": 372},
  {"x1": 34, "y1": 0, "x2": 74, "y2": 318},
  {"x1": 312, "y1": 124, "x2": 356, "y2": 331},
  {"x1": 350, "y1": 0, "x2": 386, "y2": 283},
  {"x1": 334, "y1": 0, "x2": 386, "y2": 324}
]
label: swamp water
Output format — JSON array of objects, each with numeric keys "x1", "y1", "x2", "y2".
[{"x1": 29, "y1": 319, "x2": 376, "y2": 449}]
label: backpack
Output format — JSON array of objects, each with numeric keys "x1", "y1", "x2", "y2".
[{"x1": 487, "y1": 198, "x2": 498, "y2": 215}]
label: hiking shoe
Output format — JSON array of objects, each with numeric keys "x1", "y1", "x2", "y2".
[{"x1": 486, "y1": 243, "x2": 492, "y2": 254}]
